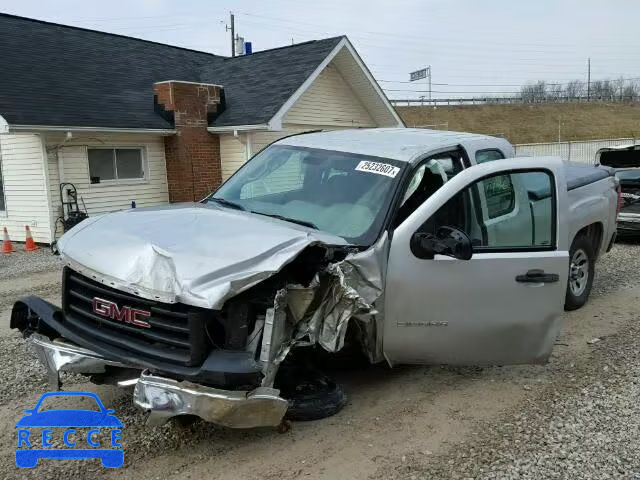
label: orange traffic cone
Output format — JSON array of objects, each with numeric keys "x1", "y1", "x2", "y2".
[
  {"x1": 2, "y1": 227, "x2": 14, "y2": 254},
  {"x1": 24, "y1": 225, "x2": 39, "y2": 252}
]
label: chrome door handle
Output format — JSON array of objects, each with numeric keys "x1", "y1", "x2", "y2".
[{"x1": 515, "y1": 269, "x2": 559, "y2": 283}]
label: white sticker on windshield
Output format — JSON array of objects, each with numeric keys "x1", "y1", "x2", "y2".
[{"x1": 355, "y1": 160, "x2": 400, "y2": 178}]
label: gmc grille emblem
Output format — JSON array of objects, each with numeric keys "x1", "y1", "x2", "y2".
[{"x1": 92, "y1": 297, "x2": 151, "y2": 329}]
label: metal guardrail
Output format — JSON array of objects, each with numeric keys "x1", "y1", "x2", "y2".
[
  {"x1": 514, "y1": 138, "x2": 638, "y2": 164},
  {"x1": 391, "y1": 96, "x2": 640, "y2": 107}
]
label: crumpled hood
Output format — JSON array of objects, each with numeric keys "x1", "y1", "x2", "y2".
[{"x1": 57, "y1": 203, "x2": 347, "y2": 309}]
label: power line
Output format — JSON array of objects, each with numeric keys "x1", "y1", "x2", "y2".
[
  {"x1": 376, "y1": 76, "x2": 640, "y2": 87},
  {"x1": 383, "y1": 89, "x2": 522, "y2": 94},
  {"x1": 238, "y1": 11, "x2": 638, "y2": 49}
]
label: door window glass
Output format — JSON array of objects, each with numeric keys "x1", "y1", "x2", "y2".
[
  {"x1": 476, "y1": 149, "x2": 505, "y2": 164},
  {"x1": 395, "y1": 150, "x2": 465, "y2": 227},
  {"x1": 421, "y1": 170, "x2": 555, "y2": 249},
  {"x1": 483, "y1": 174, "x2": 515, "y2": 219}
]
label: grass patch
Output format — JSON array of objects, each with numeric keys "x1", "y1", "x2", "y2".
[{"x1": 397, "y1": 102, "x2": 640, "y2": 144}]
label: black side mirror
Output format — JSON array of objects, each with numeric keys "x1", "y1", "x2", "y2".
[{"x1": 410, "y1": 226, "x2": 473, "y2": 261}]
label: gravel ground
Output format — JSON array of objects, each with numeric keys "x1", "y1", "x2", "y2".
[
  {"x1": 0, "y1": 241, "x2": 638, "y2": 479},
  {"x1": 383, "y1": 323, "x2": 640, "y2": 479},
  {"x1": 0, "y1": 248, "x2": 62, "y2": 278},
  {"x1": 377, "y1": 241, "x2": 640, "y2": 480},
  {"x1": 591, "y1": 239, "x2": 640, "y2": 295}
]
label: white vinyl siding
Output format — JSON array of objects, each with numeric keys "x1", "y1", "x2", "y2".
[
  {"x1": 0, "y1": 133, "x2": 52, "y2": 243},
  {"x1": 330, "y1": 47, "x2": 400, "y2": 127},
  {"x1": 47, "y1": 134, "x2": 169, "y2": 222},
  {"x1": 219, "y1": 135, "x2": 248, "y2": 181},
  {"x1": 284, "y1": 64, "x2": 375, "y2": 128}
]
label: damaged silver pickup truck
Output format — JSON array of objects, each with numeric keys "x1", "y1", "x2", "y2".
[{"x1": 11, "y1": 128, "x2": 620, "y2": 428}]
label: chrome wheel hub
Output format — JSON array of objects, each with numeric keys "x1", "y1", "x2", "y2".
[{"x1": 569, "y1": 248, "x2": 589, "y2": 297}]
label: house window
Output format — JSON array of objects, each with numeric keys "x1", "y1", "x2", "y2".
[{"x1": 88, "y1": 148, "x2": 145, "y2": 183}]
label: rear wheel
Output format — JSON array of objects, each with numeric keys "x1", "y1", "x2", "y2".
[{"x1": 564, "y1": 234, "x2": 595, "y2": 311}]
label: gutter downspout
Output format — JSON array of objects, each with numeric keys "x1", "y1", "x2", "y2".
[
  {"x1": 38, "y1": 134, "x2": 56, "y2": 244},
  {"x1": 232, "y1": 131, "x2": 254, "y2": 162},
  {"x1": 246, "y1": 132, "x2": 253, "y2": 160}
]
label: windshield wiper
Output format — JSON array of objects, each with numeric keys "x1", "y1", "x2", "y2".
[
  {"x1": 250, "y1": 211, "x2": 318, "y2": 230},
  {"x1": 209, "y1": 197, "x2": 245, "y2": 211}
]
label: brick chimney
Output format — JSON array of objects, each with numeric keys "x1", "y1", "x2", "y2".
[{"x1": 153, "y1": 81, "x2": 223, "y2": 202}]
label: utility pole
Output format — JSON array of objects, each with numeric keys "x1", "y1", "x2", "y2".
[
  {"x1": 587, "y1": 57, "x2": 591, "y2": 101},
  {"x1": 226, "y1": 12, "x2": 235, "y2": 57}
]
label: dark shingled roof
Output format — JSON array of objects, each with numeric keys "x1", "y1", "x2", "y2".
[
  {"x1": 0, "y1": 13, "x2": 344, "y2": 130},
  {"x1": 199, "y1": 37, "x2": 342, "y2": 127}
]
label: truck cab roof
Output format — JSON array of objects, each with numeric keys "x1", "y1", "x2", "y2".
[{"x1": 275, "y1": 128, "x2": 514, "y2": 164}]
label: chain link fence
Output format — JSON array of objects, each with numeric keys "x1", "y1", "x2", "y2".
[{"x1": 514, "y1": 138, "x2": 638, "y2": 164}]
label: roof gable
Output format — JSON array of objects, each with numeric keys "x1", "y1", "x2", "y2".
[
  {"x1": 284, "y1": 63, "x2": 376, "y2": 127},
  {"x1": 272, "y1": 39, "x2": 402, "y2": 130}
]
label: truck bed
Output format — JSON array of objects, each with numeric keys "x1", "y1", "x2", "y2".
[
  {"x1": 527, "y1": 162, "x2": 614, "y2": 200},
  {"x1": 564, "y1": 163, "x2": 614, "y2": 191}
]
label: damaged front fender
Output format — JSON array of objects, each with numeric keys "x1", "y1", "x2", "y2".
[{"x1": 258, "y1": 234, "x2": 390, "y2": 385}]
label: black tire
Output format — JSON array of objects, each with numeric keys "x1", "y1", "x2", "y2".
[
  {"x1": 564, "y1": 234, "x2": 596, "y2": 311},
  {"x1": 275, "y1": 367, "x2": 348, "y2": 422}
]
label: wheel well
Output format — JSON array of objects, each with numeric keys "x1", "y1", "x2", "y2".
[{"x1": 574, "y1": 223, "x2": 603, "y2": 259}]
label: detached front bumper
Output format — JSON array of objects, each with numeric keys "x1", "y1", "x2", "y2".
[
  {"x1": 134, "y1": 371, "x2": 288, "y2": 428},
  {"x1": 25, "y1": 333, "x2": 288, "y2": 428},
  {"x1": 12, "y1": 296, "x2": 289, "y2": 429}
]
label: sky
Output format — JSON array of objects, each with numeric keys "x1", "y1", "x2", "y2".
[{"x1": 2, "y1": 0, "x2": 639, "y2": 100}]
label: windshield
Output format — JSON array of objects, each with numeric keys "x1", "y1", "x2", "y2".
[{"x1": 211, "y1": 145, "x2": 405, "y2": 245}]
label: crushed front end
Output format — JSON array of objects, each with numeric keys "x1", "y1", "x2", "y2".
[
  {"x1": 11, "y1": 267, "x2": 288, "y2": 428},
  {"x1": 11, "y1": 237, "x2": 385, "y2": 428}
]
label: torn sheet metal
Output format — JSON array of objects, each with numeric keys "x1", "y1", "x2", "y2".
[
  {"x1": 340, "y1": 232, "x2": 389, "y2": 363},
  {"x1": 28, "y1": 333, "x2": 131, "y2": 390},
  {"x1": 56, "y1": 202, "x2": 347, "y2": 309},
  {"x1": 260, "y1": 233, "x2": 390, "y2": 384}
]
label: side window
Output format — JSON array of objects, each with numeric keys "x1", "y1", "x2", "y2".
[
  {"x1": 394, "y1": 150, "x2": 464, "y2": 227},
  {"x1": 476, "y1": 149, "x2": 505, "y2": 164},
  {"x1": 483, "y1": 174, "x2": 515, "y2": 219},
  {"x1": 422, "y1": 170, "x2": 555, "y2": 249},
  {"x1": 430, "y1": 153, "x2": 464, "y2": 178}
]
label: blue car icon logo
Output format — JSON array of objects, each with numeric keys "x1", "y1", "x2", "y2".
[{"x1": 15, "y1": 391, "x2": 124, "y2": 468}]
